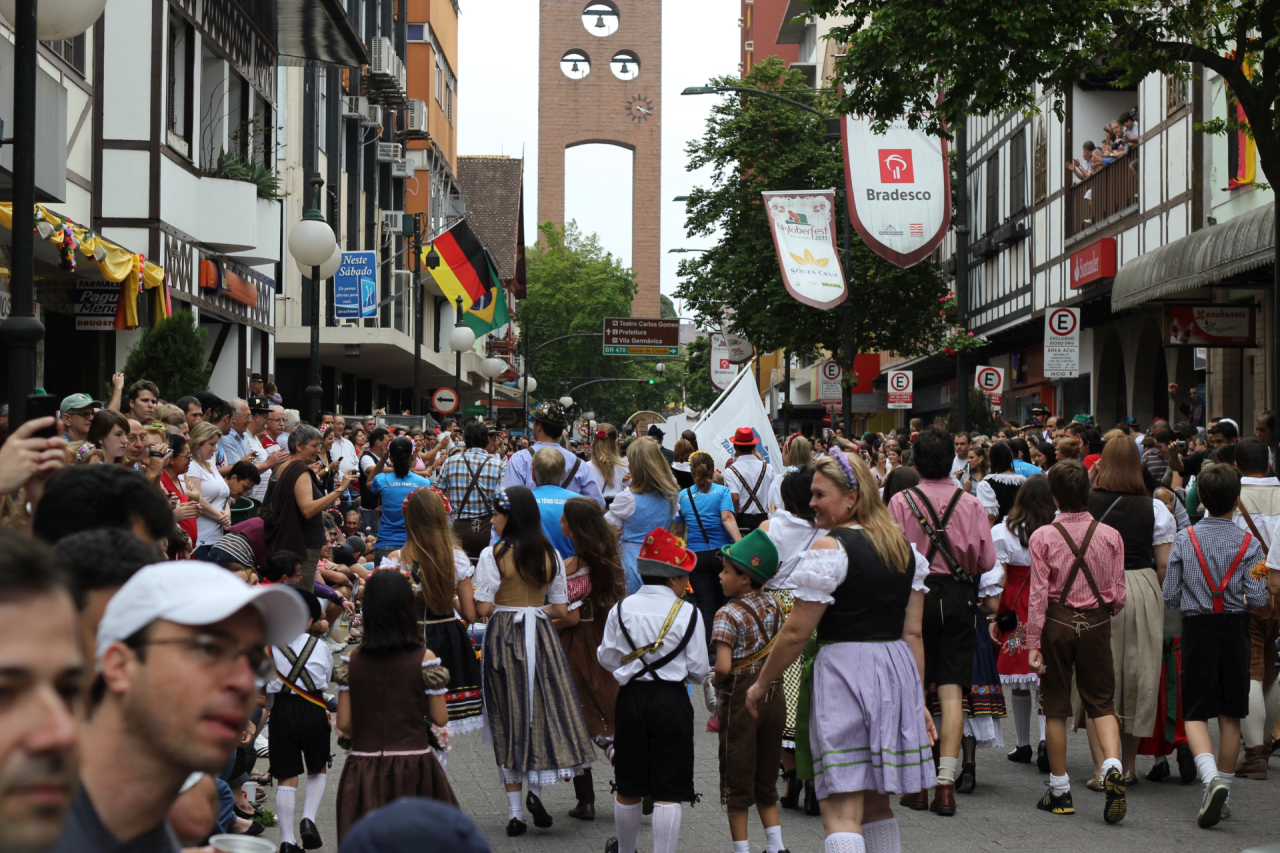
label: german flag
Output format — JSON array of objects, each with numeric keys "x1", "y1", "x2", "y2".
[{"x1": 422, "y1": 219, "x2": 488, "y2": 312}]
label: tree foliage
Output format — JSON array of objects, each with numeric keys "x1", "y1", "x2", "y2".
[
  {"x1": 518, "y1": 222, "x2": 675, "y2": 427},
  {"x1": 681, "y1": 335, "x2": 720, "y2": 413},
  {"x1": 120, "y1": 309, "x2": 213, "y2": 400},
  {"x1": 811, "y1": 0, "x2": 1280, "y2": 186},
  {"x1": 676, "y1": 58, "x2": 950, "y2": 362}
]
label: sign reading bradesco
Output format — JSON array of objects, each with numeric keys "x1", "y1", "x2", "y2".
[
  {"x1": 709, "y1": 333, "x2": 736, "y2": 392},
  {"x1": 603, "y1": 317, "x2": 680, "y2": 356},
  {"x1": 842, "y1": 114, "x2": 950, "y2": 269}
]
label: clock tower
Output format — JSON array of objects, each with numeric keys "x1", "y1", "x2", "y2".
[{"x1": 538, "y1": 0, "x2": 661, "y2": 318}]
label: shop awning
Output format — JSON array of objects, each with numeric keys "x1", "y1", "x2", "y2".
[
  {"x1": 276, "y1": 0, "x2": 369, "y2": 68},
  {"x1": 1111, "y1": 203, "x2": 1275, "y2": 311}
]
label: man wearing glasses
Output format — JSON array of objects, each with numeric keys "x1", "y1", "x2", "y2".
[
  {"x1": 50, "y1": 561, "x2": 307, "y2": 852},
  {"x1": 59, "y1": 393, "x2": 100, "y2": 443},
  {"x1": 263, "y1": 406, "x2": 289, "y2": 453}
]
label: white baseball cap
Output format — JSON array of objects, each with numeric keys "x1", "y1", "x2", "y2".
[{"x1": 96, "y1": 561, "x2": 309, "y2": 660}]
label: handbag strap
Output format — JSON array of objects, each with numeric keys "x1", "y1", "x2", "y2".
[
  {"x1": 687, "y1": 486, "x2": 714, "y2": 547},
  {"x1": 1235, "y1": 498, "x2": 1269, "y2": 556},
  {"x1": 562, "y1": 456, "x2": 582, "y2": 489}
]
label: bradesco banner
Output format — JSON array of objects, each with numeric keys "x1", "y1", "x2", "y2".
[
  {"x1": 709, "y1": 333, "x2": 736, "y2": 393},
  {"x1": 761, "y1": 190, "x2": 848, "y2": 309},
  {"x1": 334, "y1": 251, "x2": 378, "y2": 319},
  {"x1": 842, "y1": 113, "x2": 950, "y2": 268}
]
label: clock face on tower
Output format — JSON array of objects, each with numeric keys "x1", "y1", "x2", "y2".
[{"x1": 625, "y1": 94, "x2": 654, "y2": 123}]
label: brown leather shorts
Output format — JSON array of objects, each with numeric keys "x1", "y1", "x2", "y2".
[{"x1": 1039, "y1": 603, "x2": 1115, "y2": 720}]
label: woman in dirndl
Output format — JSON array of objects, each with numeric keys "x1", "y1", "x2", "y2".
[
  {"x1": 475, "y1": 486, "x2": 595, "y2": 838},
  {"x1": 555, "y1": 497, "x2": 627, "y2": 820},
  {"x1": 759, "y1": 462, "x2": 826, "y2": 814},
  {"x1": 381, "y1": 486, "x2": 483, "y2": 747},
  {"x1": 746, "y1": 450, "x2": 936, "y2": 853},
  {"x1": 993, "y1": 474, "x2": 1056, "y2": 771}
]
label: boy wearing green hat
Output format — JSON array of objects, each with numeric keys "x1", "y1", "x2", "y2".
[{"x1": 713, "y1": 529, "x2": 789, "y2": 853}]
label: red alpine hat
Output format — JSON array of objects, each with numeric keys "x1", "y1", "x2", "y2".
[
  {"x1": 636, "y1": 528, "x2": 697, "y2": 578},
  {"x1": 730, "y1": 427, "x2": 759, "y2": 446}
]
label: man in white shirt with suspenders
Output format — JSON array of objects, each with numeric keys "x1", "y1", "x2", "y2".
[{"x1": 726, "y1": 428, "x2": 776, "y2": 535}]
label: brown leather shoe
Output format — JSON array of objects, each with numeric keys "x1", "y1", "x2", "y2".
[
  {"x1": 567, "y1": 802, "x2": 596, "y2": 820},
  {"x1": 1235, "y1": 745, "x2": 1269, "y2": 780},
  {"x1": 930, "y1": 784, "x2": 956, "y2": 816},
  {"x1": 898, "y1": 790, "x2": 928, "y2": 811}
]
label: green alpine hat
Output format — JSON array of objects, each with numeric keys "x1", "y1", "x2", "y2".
[{"x1": 720, "y1": 529, "x2": 779, "y2": 585}]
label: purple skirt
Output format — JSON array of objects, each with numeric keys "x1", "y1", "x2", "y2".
[{"x1": 810, "y1": 640, "x2": 936, "y2": 798}]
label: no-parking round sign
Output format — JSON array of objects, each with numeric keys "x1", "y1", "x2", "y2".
[
  {"x1": 887, "y1": 370, "x2": 912, "y2": 409},
  {"x1": 975, "y1": 366, "x2": 1005, "y2": 407},
  {"x1": 1044, "y1": 307, "x2": 1080, "y2": 378}
]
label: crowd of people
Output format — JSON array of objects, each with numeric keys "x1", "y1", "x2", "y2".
[{"x1": 1, "y1": 374, "x2": 1279, "y2": 853}]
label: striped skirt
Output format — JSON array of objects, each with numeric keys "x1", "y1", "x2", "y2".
[{"x1": 482, "y1": 610, "x2": 595, "y2": 786}]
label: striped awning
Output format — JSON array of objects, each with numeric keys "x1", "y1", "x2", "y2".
[{"x1": 1111, "y1": 203, "x2": 1275, "y2": 311}]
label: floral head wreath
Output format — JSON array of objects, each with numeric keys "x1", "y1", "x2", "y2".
[
  {"x1": 493, "y1": 490, "x2": 512, "y2": 514},
  {"x1": 690, "y1": 450, "x2": 714, "y2": 467},
  {"x1": 828, "y1": 448, "x2": 860, "y2": 492},
  {"x1": 402, "y1": 486, "x2": 452, "y2": 516},
  {"x1": 74, "y1": 443, "x2": 96, "y2": 462},
  {"x1": 782, "y1": 432, "x2": 803, "y2": 457},
  {"x1": 784, "y1": 465, "x2": 800, "y2": 475}
]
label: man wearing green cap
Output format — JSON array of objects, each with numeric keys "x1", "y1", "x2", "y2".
[
  {"x1": 713, "y1": 529, "x2": 789, "y2": 853},
  {"x1": 60, "y1": 393, "x2": 101, "y2": 443}
]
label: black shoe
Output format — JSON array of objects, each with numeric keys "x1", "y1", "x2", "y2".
[
  {"x1": 1036, "y1": 740, "x2": 1050, "y2": 773},
  {"x1": 1177, "y1": 743, "x2": 1197, "y2": 785},
  {"x1": 279, "y1": 844, "x2": 303, "y2": 853},
  {"x1": 804, "y1": 780, "x2": 821, "y2": 816},
  {"x1": 298, "y1": 817, "x2": 322, "y2": 850},
  {"x1": 956, "y1": 762, "x2": 976, "y2": 794},
  {"x1": 1007, "y1": 744, "x2": 1033, "y2": 763},
  {"x1": 1102, "y1": 768, "x2": 1127, "y2": 824},
  {"x1": 526, "y1": 792, "x2": 553, "y2": 828},
  {"x1": 507, "y1": 818, "x2": 527, "y2": 837},
  {"x1": 779, "y1": 769, "x2": 801, "y2": 809},
  {"x1": 1036, "y1": 785, "x2": 1075, "y2": 815},
  {"x1": 605, "y1": 837, "x2": 619, "y2": 853},
  {"x1": 1146, "y1": 758, "x2": 1170, "y2": 782}
]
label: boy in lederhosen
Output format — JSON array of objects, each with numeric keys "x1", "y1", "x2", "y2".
[
  {"x1": 267, "y1": 590, "x2": 335, "y2": 852},
  {"x1": 713, "y1": 529, "x2": 788, "y2": 853},
  {"x1": 598, "y1": 528, "x2": 710, "y2": 853},
  {"x1": 1025, "y1": 461, "x2": 1128, "y2": 824}
]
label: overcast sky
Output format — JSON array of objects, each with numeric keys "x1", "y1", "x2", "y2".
[{"x1": 457, "y1": 0, "x2": 741, "y2": 316}]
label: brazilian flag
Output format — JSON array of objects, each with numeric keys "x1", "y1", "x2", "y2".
[{"x1": 463, "y1": 249, "x2": 510, "y2": 336}]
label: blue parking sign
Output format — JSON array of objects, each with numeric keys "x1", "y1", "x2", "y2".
[{"x1": 334, "y1": 252, "x2": 378, "y2": 319}]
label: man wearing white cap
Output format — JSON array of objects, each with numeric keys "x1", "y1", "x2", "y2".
[{"x1": 50, "y1": 562, "x2": 308, "y2": 853}]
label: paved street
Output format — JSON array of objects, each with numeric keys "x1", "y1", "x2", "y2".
[{"x1": 261, "y1": 691, "x2": 1277, "y2": 853}]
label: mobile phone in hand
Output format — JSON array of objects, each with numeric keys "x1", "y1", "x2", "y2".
[{"x1": 25, "y1": 394, "x2": 60, "y2": 439}]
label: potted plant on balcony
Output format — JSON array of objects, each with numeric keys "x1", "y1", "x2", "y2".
[
  {"x1": 938, "y1": 291, "x2": 957, "y2": 320},
  {"x1": 940, "y1": 327, "x2": 989, "y2": 357}
]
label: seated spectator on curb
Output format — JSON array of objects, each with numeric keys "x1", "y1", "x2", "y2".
[
  {"x1": 51, "y1": 562, "x2": 307, "y2": 853},
  {"x1": 0, "y1": 532, "x2": 82, "y2": 853}
]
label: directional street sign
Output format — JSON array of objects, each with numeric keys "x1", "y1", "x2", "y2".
[
  {"x1": 431, "y1": 387, "x2": 459, "y2": 414},
  {"x1": 602, "y1": 317, "x2": 680, "y2": 356}
]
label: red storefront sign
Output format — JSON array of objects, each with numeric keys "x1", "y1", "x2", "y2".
[{"x1": 1069, "y1": 237, "x2": 1117, "y2": 289}]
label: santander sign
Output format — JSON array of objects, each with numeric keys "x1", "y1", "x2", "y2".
[{"x1": 1069, "y1": 237, "x2": 1117, "y2": 289}]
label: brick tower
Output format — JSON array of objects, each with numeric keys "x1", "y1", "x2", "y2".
[{"x1": 538, "y1": 0, "x2": 661, "y2": 318}]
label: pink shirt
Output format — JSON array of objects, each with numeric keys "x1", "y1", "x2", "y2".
[
  {"x1": 1025, "y1": 511, "x2": 1127, "y2": 650},
  {"x1": 888, "y1": 478, "x2": 997, "y2": 578}
]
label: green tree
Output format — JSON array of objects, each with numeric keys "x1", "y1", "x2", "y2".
[
  {"x1": 681, "y1": 335, "x2": 720, "y2": 412},
  {"x1": 677, "y1": 57, "x2": 950, "y2": 364},
  {"x1": 120, "y1": 309, "x2": 213, "y2": 399},
  {"x1": 659, "y1": 294, "x2": 677, "y2": 319},
  {"x1": 519, "y1": 221, "x2": 667, "y2": 426},
  {"x1": 811, "y1": 0, "x2": 1280, "y2": 187}
]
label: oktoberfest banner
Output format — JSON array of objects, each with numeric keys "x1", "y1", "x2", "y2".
[
  {"x1": 841, "y1": 114, "x2": 950, "y2": 268},
  {"x1": 761, "y1": 190, "x2": 848, "y2": 309}
]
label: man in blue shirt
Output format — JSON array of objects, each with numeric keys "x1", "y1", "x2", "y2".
[
  {"x1": 531, "y1": 447, "x2": 577, "y2": 559},
  {"x1": 503, "y1": 402, "x2": 604, "y2": 506}
]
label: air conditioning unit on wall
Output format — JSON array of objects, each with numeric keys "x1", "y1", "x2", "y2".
[
  {"x1": 369, "y1": 37, "x2": 395, "y2": 78},
  {"x1": 405, "y1": 99, "x2": 427, "y2": 134},
  {"x1": 377, "y1": 142, "x2": 402, "y2": 162},
  {"x1": 380, "y1": 210, "x2": 406, "y2": 234},
  {"x1": 363, "y1": 104, "x2": 383, "y2": 127},
  {"x1": 342, "y1": 95, "x2": 368, "y2": 119},
  {"x1": 390, "y1": 158, "x2": 414, "y2": 179}
]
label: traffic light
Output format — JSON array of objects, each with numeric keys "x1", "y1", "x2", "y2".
[{"x1": 647, "y1": 379, "x2": 655, "y2": 385}]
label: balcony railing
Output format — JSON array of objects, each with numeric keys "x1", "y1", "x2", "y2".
[{"x1": 1066, "y1": 147, "x2": 1138, "y2": 238}]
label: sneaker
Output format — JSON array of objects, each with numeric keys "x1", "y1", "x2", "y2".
[
  {"x1": 1197, "y1": 778, "x2": 1228, "y2": 828},
  {"x1": 1036, "y1": 740, "x2": 1050, "y2": 773},
  {"x1": 1102, "y1": 768, "x2": 1127, "y2": 824},
  {"x1": 1036, "y1": 784, "x2": 1075, "y2": 815},
  {"x1": 1007, "y1": 744, "x2": 1032, "y2": 763}
]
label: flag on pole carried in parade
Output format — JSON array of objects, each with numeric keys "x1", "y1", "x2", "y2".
[{"x1": 694, "y1": 363, "x2": 784, "y2": 474}]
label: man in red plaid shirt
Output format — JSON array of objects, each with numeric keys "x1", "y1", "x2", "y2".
[{"x1": 1026, "y1": 460, "x2": 1128, "y2": 823}]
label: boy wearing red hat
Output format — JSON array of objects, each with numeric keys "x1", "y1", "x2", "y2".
[
  {"x1": 727, "y1": 427, "x2": 776, "y2": 535},
  {"x1": 598, "y1": 527, "x2": 711, "y2": 853}
]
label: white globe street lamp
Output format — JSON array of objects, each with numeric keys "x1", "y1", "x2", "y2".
[
  {"x1": 449, "y1": 296, "x2": 476, "y2": 409},
  {"x1": 0, "y1": 0, "x2": 108, "y2": 39},
  {"x1": 480, "y1": 356, "x2": 507, "y2": 379},
  {"x1": 559, "y1": 395, "x2": 574, "y2": 409},
  {"x1": 294, "y1": 243, "x2": 342, "y2": 281},
  {"x1": 286, "y1": 174, "x2": 337, "y2": 425}
]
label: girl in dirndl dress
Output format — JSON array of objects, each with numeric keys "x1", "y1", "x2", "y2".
[
  {"x1": 383, "y1": 487, "x2": 484, "y2": 741},
  {"x1": 745, "y1": 450, "x2": 935, "y2": 853},
  {"x1": 555, "y1": 496, "x2": 627, "y2": 820},
  {"x1": 993, "y1": 474, "x2": 1056, "y2": 770},
  {"x1": 476, "y1": 486, "x2": 595, "y2": 838}
]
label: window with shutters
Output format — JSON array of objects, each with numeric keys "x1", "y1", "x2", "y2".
[
  {"x1": 1009, "y1": 129, "x2": 1027, "y2": 215},
  {"x1": 985, "y1": 151, "x2": 999, "y2": 232},
  {"x1": 1033, "y1": 118, "x2": 1047, "y2": 202},
  {"x1": 166, "y1": 15, "x2": 193, "y2": 158},
  {"x1": 43, "y1": 35, "x2": 85, "y2": 75}
]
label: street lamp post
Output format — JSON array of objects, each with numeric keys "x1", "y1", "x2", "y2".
[
  {"x1": 287, "y1": 173, "x2": 337, "y2": 426},
  {"x1": 480, "y1": 341, "x2": 506, "y2": 422},
  {"x1": 411, "y1": 214, "x2": 423, "y2": 416},
  {"x1": 0, "y1": 0, "x2": 109, "y2": 426},
  {"x1": 449, "y1": 295, "x2": 476, "y2": 415}
]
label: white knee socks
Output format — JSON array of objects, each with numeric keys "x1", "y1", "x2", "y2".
[
  {"x1": 1049, "y1": 773, "x2": 1070, "y2": 795},
  {"x1": 276, "y1": 786, "x2": 297, "y2": 845},
  {"x1": 1194, "y1": 751, "x2": 1220, "y2": 787},
  {"x1": 1242, "y1": 680, "x2": 1279, "y2": 747},
  {"x1": 1010, "y1": 693, "x2": 1032, "y2": 748},
  {"x1": 614, "y1": 799, "x2": 641, "y2": 853},
  {"x1": 862, "y1": 817, "x2": 899, "y2": 853},
  {"x1": 651, "y1": 802, "x2": 682, "y2": 853},
  {"x1": 824, "y1": 832, "x2": 866, "y2": 853},
  {"x1": 507, "y1": 790, "x2": 523, "y2": 821},
  {"x1": 302, "y1": 773, "x2": 325, "y2": 822},
  {"x1": 764, "y1": 824, "x2": 785, "y2": 853},
  {"x1": 937, "y1": 756, "x2": 958, "y2": 785}
]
